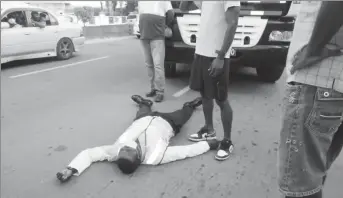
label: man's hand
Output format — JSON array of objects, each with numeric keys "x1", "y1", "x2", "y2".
[
  {"x1": 56, "y1": 168, "x2": 74, "y2": 183},
  {"x1": 290, "y1": 44, "x2": 343, "y2": 74},
  {"x1": 209, "y1": 58, "x2": 225, "y2": 77}
]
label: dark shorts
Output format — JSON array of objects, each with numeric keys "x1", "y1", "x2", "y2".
[
  {"x1": 278, "y1": 83, "x2": 343, "y2": 197},
  {"x1": 189, "y1": 54, "x2": 230, "y2": 101}
]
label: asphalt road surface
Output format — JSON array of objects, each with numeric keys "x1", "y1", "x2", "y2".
[{"x1": 1, "y1": 37, "x2": 342, "y2": 198}]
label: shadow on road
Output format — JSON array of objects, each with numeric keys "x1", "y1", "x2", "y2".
[
  {"x1": 1, "y1": 57, "x2": 56, "y2": 70},
  {"x1": 1, "y1": 54, "x2": 80, "y2": 70}
]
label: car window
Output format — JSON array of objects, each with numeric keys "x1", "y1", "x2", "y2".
[
  {"x1": 27, "y1": 10, "x2": 58, "y2": 27},
  {"x1": 1, "y1": 10, "x2": 28, "y2": 28},
  {"x1": 48, "y1": 13, "x2": 58, "y2": 25},
  {"x1": 127, "y1": 15, "x2": 136, "y2": 19}
]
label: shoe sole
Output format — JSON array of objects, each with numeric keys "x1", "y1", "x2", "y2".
[
  {"x1": 188, "y1": 136, "x2": 217, "y2": 142},
  {"x1": 215, "y1": 155, "x2": 231, "y2": 161}
]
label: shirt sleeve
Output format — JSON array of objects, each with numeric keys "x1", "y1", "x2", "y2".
[
  {"x1": 159, "y1": 141, "x2": 210, "y2": 164},
  {"x1": 67, "y1": 145, "x2": 117, "y2": 176},
  {"x1": 164, "y1": 1, "x2": 173, "y2": 13},
  {"x1": 223, "y1": 0, "x2": 241, "y2": 12}
]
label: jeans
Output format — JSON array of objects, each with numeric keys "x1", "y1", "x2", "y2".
[
  {"x1": 140, "y1": 39, "x2": 165, "y2": 94},
  {"x1": 278, "y1": 83, "x2": 343, "y2": 197}
]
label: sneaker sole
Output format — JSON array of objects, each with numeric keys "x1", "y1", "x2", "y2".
[
  {"x1": 215, "y1": 154, "x2": 231, "y2": 161},
  {"x1": 188, "y1": 136, "x2": 217, "y2": 142}
]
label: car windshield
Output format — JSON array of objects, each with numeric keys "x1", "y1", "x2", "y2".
[{"x1": 127, "y1": 15, "x2": 136, "y2": 19}]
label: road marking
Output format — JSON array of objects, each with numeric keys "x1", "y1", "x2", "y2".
[
  {"x1": 9, "y1": 56, "x2": 109, "y2": 79},
  {"x1": 173, "y1": 86, "x2": 190, "y2": 97}
]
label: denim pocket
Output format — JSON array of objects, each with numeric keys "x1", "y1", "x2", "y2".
[{"x1": 305, "y1": 88, "x2": 343, "y2": 136}]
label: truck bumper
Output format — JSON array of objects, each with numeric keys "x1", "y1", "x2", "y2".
[{"x1": 165, "y1": 42, "x2": 288, "y2": 67}]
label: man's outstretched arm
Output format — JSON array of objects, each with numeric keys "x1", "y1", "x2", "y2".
[
  {"x1": 56, "y1": 145, "x2": 116, "y2": 182},
  {"x1": 306, "y1": 2, "x2": 343, "y2": 56},
  {"x1": 159, "y1": 140, "x2": 218, "y2": 164}
]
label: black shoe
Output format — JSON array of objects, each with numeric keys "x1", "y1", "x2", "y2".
[
  {"x1": 215, "y1": 138, "x2": 234, "y2": 161},
  {"x1": 183, "y1": 97, "x2": 202, "y2": 109},
  {"x1": 131, "y1": 95, "x2": 153, "y2": 107},
  {"x1": 146, "y1": 90, "x2": 157, "y2": 97},
  {"x1": 154, "y1": 93, "x2": 164, "y2": 103},
  {"x1": 188, "y1": 127, "x2": 216, "y2": 142}
]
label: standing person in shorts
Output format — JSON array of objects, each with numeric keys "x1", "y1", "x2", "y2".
[
  {"x1": 278, "y1": 1, "x2": 343, "y2": 198},
  {"x1": 138, "y1": 1, "x2": 174, "y2": 103},
  {"x1": 180, "y1": 1, "x2": 240, "y2": 161}
]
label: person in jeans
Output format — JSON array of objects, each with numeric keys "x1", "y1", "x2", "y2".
[
  {"x1": 56, "y1": 95, "x2": 220, "y2": 182},
  {"x1": 138, "y1": 1, "x2": 174, "y2": 102},
  {"x1": 278, "y1": 2, "x2": 343, "y2": 198},
  {"x1": 180, "y1": 1, "x2": 240, "y2": 161}
]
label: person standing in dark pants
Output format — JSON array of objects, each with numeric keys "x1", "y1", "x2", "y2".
[
  {"x1": 56, "y1": 95, "x2": 220, "y2": 182},
  {"x1": 180, "y1": 1, "x2": 240, "y2": 161}
]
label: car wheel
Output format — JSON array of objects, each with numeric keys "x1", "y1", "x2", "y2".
[
  {"x1": 256, "y1": 64, "x2": 285, "y2": 83},
  {"x1": 165, "y1": 62, "x2": 177, "y2": 78},
  {"x1": 136, "y1": 35, "x2": 140, "y2": 39},
  {"x1": 56, "y1": 38, "x2": 74, "y2": 60}
]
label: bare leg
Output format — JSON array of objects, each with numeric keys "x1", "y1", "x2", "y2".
[{"x1": 215, "y1": 99, "x2": 233, "y2": 140}]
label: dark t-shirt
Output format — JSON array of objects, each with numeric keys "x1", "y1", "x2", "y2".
[{"x1": 139, "y1": 13, "x2": 165, "y2": 40}]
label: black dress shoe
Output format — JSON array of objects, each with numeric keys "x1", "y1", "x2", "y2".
[
  {"x1": 146, "y1": 90, "x2": 157, "y2": 97},
  {"x1": 154, "y1": 93, "x2": 164, "y2": 103},
  {"x1": 183, "y1": 97, "x2": 202, "y2": 108},
  {"x1": 131, "y1": 95, "x2": 153, "y2": 107}
]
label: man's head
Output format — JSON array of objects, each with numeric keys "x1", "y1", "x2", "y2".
[
  {"x1": 8, "y1": 18, "x2": 17, "y2": 25},
  {"x1": 116, "y1": 141, "x2": 142, "y2": 174},
  {"x1": 31, "y1": 11, "x2": 40, "y2": 20}
]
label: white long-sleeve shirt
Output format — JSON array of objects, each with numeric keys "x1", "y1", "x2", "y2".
[{"x1": 68, "y1": 116, "x2": 210, "y2": 176}]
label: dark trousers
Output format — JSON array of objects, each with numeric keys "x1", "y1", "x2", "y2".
[{"x1": 134, "y1": 104, "x2": 194, "y2": 133}]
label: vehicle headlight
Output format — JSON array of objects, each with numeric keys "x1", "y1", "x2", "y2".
[{"x1": 269, "y1": 31, "x2": 293, "y2": 42}]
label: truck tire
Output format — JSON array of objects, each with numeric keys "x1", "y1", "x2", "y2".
[
  {"x1": 256, "y1": 65, "x2": 285, "y2": 83},
  {"x1": 165, "y1": 63, "x2": 177, "y2": 78},
  {"x1": 56, "y1": 38, "x2": 74, "y2": 60}
]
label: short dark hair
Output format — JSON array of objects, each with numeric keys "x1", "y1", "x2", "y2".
[{"x1": 116, "y1": 146, "x2": 140, "y2": 174}]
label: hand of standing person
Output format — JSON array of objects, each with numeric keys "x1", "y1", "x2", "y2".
[
  {"x1": 209, "y1": 58, "x2": 225, "y2": 77},
  {"x1": 290, "y1": 44, "x2": 343, "y2": 74}
]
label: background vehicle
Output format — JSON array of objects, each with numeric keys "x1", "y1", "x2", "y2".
[
  {"x1": 1, "y1": 3, "x2": 85, "y2": 64},
  {"x1": 133, "y1": 14, "x2": 140, "y2": 38},
  {"x1": 165, "y1": 1, "x2": 301, "y2": 82}
]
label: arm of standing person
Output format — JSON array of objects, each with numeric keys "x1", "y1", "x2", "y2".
[
  {"x1": 209, "y1": 2, "x2": 240, "y2": 77},
  {"x1": 159, "y1": 140, "x2": 219, "y2": 164},
  {"x1": 164, "y1": 1, "x2": 174, "y2": 28},
  {"x1": 290, "y1": 2, "x2": 343, "y2": 74},
  {"x1": 56, "y1": 145, "x2": 118, "y2": 182}
]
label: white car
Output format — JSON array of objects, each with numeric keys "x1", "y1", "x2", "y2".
[
  {"x1": 133, "y1": 15, "x2": 140, "y2": 39},
  {"x1": 1, "y1": 4, "x2": 85, "y2": 64}
]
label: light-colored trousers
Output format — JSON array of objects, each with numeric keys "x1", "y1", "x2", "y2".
[{"x1": 140, "y1": 39, "x2": 165, "y2": 93}]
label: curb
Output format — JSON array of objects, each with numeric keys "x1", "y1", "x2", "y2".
[{"x1": 85, "y1": 36, "x2": 136, "y2": 45}]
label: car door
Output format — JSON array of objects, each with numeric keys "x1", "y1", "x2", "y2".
[
  {"x1": 23, "y1": 9, "x2": 58, "y2": 54},
  {"x1": 1, "y1": 9, "x2": 33, "y2": 58}
]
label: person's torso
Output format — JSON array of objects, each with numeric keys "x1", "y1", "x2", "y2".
[
  {"x1": 112, "y1": 116, "x2": 174, "y2": 164},
  {"x1": 195, "y1": 1, "x2": 240, "y2": 58},
  {"x1": 138, "y1": 1, "x2": 167, "y2": 40},
  {"x1": 138, "y1": 116, "x2": 174, "y2": 165},
  {"x1": 286, "y1": 1, "x2": 343, "y2": 93}
]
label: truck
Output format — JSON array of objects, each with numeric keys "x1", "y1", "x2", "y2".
[{"x1": 164, "y1": 1, "x2": 301, "y2": 83}]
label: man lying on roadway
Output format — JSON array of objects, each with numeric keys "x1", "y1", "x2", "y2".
[{"x1": 57, "y1": 95, "x2": 219, "y2": 182}]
